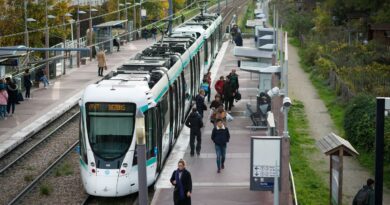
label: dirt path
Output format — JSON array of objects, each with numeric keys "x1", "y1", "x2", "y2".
[{"x1": 287, "y1": 43, "x2": 390, "y2": 204}]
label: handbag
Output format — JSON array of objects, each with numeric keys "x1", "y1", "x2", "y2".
[
  {"x1": 226, "y1": 113, "x2": 234, "y2": 122},
  {"x1": 234, "y1": 91, "x2": 241, "y2": 101},
  {"x1": 104, "y1": 66, "x2": 108, "y2": 70}
]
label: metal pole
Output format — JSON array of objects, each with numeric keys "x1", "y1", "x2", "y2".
[
  {"x1": 136, "y1": 111, "x2": 148, "y2": 205},
  {"x1": 168, "y1": 0, "x2": 173, "y2": 33},
  {"x1": 117, "y1": 0, "x2": 121, "y2": 20},
  {"x1": 218, "y1": 0, "x2": 220, "y2": 14},
  {"x1": 375, "y1": 97, "x2": 385, "y2": 205},
  {"x1": 45, "y1": 0, "x2": 50, "y2": 79},
  {"x1": 76, "y1": 0, "x2": 81, "y2": 68},
  {"x1": 273, "y1": 160, "x2": 279, "y2": 205},
  {"x1": 24, "y1": 0, "x2": 29, "y2": 65},
  {"x1": 124, "y1": 0, "x2": 128, "y2": 41},
  {"x1": 62, "y1": 16, "x2": 67, "y2": 74},
  {"x1": 139, "y1": 0, "x2": 142, "y2": 29},
  {"x1": 133, "y1": 0, "x2": 136, "y2": 39},
  {"x1": 89, "y1": 0, "x2": 93, "y2": 61}
]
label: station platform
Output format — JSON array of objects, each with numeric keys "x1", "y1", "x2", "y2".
[
  {"x1": 152, "y1": 39, "x2": 291, "y2": 205},
  {"x1": 0, "y1": 38, "x2": 155, "y2": 158}
]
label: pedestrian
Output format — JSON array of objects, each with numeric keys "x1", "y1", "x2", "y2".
[
  {"x1": 151, "y1": 27, "x2": 157, "y2": 42},
  {"x1": 36, "y1": 68, "x2": 50, "y2": 88},
  {"x1": 214, "y1": 105, "x2": 227, "y2": 126},
  {"x1": 214, "y1": 76, "x2": 225, "y2": 101},
  {"x1": 170, "y1": 159, "x2": 192, "y2": 205},
  {"x1": 5, "y1": 77, "x2": 18, "y2": 115},
  {"x1": 181, "y1": 14, "x2": 185, "y2": 23},
  {"x1": 230, "y1": 24, "x2": 238, "y2": 43},
  {"x1": 234, "y1": 32, "x2": 243, "y2": 46},
  {"x1": 228, "y1": 69, "x2": 239, "y2": 107},
  {"x1": 0, "y1": 79, "x2": 8, "y2": 119},
  {"x1": 223, "y1": 78, "x2": 234, "y2": 112},
  {"x1": 195, "y1": 89, "x2": 207, "y2": 118},
  {"x1": 23, "y1": 69, "x2": 32, "y2": 99},
  {"x1": 353, "y1": 178, "x2": 375, "y2": 205},
  {"x1": 206, "y1": 72, "x2": 212, "y2": 102},
  {"x1": 96, "y1": 48, "x2": 107, "y2": 77},
  {"x1": 142, "y1": 29, "x2": 149, "y2": 40},
  {"x1": 185, "y1": 107, "x2": 203, "y2": 156},
  {"x1": 113, "y1": 37, "x2": 120, "y2": 52},
  {"x1": 200, "y1": 78, "x2": 210, "y2": 103},
  {"x1": 211, "y1": 119, "x2": 230, "y2": 173},
  {"x1": 209, "y1": 94, "x2": 222, "y2": 124}
]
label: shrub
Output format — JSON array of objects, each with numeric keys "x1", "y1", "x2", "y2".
[{"x1": 344, "y1": 94, "x2": 376, "y2": 150}]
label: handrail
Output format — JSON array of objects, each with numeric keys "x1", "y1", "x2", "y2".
[{"x1": 289, "y1": 163, "x2": 298, "y2": 205}]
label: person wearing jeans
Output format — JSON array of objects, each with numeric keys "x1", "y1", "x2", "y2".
[{"x1": 211, "y1": 119, "x2": 230, "y2": 173}]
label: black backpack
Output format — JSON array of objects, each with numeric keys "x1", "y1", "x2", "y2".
[{"x1": 352, "y1": 186, "x2": 371, "y2": 205}]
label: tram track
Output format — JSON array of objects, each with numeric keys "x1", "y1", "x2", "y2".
[{"x1": 0, "y1": 108, "x2": 80, "y2": 204}]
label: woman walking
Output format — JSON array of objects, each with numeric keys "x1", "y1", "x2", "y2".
[
  {"x1": 170, "y1": 159, "x2": 192, "y2": 205},
  {"x1": 0, "y1": 80, "x2": 8, "y2": 119},
  {"x1": 223, "y1": 78, "x2": 234, "y2": 112},
  {"x1": 23, "y1": 69, "x2": 32, "y2": 98}
]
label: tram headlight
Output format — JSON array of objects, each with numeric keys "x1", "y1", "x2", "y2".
[
  {"x1": 90, "y1": 162, "x2": 95, "y2": 167},
  {"x1": 123, "y1": 163, "x2": 128, "y2": 168}
]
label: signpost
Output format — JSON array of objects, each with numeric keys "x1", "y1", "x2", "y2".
[
  {"x1": 250, "y1": 136, "x2": 281, "y2": 191},
  {"x1": 317, "y1": 132, "x2": 359, "y2": 205}
]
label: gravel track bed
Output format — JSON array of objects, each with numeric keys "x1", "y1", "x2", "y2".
[
  {"x1": 20, "y1": 150, "x2": 87, "y2": 205},
  {"x1": 0, "y1": 114, "x2": 79, "y2": 204},
  {"x1": 0, "y1": 106, "x2": 79, "y2": 171}
]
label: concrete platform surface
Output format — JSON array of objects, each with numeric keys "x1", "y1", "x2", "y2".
[{"x1": 151, "y1": 40, "x2": 290, "y2": 204}]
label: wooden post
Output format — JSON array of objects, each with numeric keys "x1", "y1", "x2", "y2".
[
  {"x1": 338, "y1": 148, "x2": 344, "y2": 205},
  {"x1": 329, "y1": 155, "x2": 332, "y2": 205}
]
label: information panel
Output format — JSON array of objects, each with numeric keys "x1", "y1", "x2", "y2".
[
  {"x1": 250, "y1": 136, "x2": 281, "y2": 191},
  {"x1": 331, "y1": 155, "x2": 340, "y2": 205}
]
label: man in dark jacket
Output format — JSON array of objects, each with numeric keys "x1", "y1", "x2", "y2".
[
  {"x1": 223, "y1": 78, "x2": 234, "y2": 112},
  {"x1": 185, "y1": 107, "x2": 204, "y2": 156},
  {"x1": 211, "y1": 119, "x2": 230, "y2": 173},
  {"x1": 195, "y1": 89, "x2": 207, "y2": 118},
  {"x1": 234, "y1": 32, "x2": 243, "y2": 46},
  {"x1": 353, "y1": 178, "x2": 375, "y2": 205},
  {"x1": 170, "y1": 159, "x2": 192, "y2": 205}
]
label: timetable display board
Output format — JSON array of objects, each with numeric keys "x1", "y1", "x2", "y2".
[{"x1": 250, "y1": 136, "x2": 281, "y2": 191}]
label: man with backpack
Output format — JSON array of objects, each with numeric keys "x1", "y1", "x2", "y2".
[
  {"x1": 227, "y1": 69, "x2": 239, "y2": 107},
  {"x1": 185, "y1": 107, "x2": 204, "y2": 157},
  {"x1": 353, "y1": 178, "x2": 375, "y2": 205}
]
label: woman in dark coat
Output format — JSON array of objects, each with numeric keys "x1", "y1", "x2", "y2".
[
  {"x1": 223, "y1": 78, "x2": 234, "y2": 112},
  {"x1": 5, "y1": 77, "x2": 18, "y2": 115},
  {"x1": 23, "y1": 69, "x2": 32, "y2": 98},
  {"x1": 170, "y1": 159, "x2": 192, "y2": 205}
]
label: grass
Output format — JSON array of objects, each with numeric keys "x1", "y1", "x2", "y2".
[
  {"x1": 39, "y1": 184, "x2": 52, "y2": 196},
  {"x1": 238, "y1": 0, "x2": 255, "y2": 34},
  {"x1": 55, "y1": 163, "x2": 73, "y2": 177},
  {"x1": 289, "y1": 100, "x2": 329, "y2": 204},
  {"x1": 24, "y1": 175, "x2": 34, "y2": 182},
  {"x1": 289, "y1": 37, "x2": 390, "y2": 189}
]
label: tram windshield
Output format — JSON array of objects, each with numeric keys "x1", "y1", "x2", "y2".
[{"x1": 86, "y1": 103, "x2": 136, "y2": 160}]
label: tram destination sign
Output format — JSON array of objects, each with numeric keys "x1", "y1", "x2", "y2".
[
  {"x1": 87, "y1": 103, "x2": 134, "y2": 113},
  {"x1": 250, "y1": 136, "x2": 281, "y2": 191}
]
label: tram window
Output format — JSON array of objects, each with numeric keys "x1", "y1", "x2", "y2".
[
  {"x1": 160, "y1": 93, "x2": 169, "y2": 132},
  {"x1": 79, "y1": 117, "x2": 87, "y2": 163},
  {"x1": 145, "y1": 108, "x2": 157, "y2": 159},
  {"x1": 204, "y1": 39, "x2": 208, "y2": 63},
  {"x1": 86, "y1": 103, "x2": 136, "y2": 160},
  {"x1": 183, "y1": 63, "x2": 191, "y2": 100}
]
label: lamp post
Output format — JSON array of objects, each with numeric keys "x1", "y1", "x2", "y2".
[
  {"x1": 88, "y1": 1, "x2": 98, "y2": 61},
  {"x1": 168, "y1": 0, "x2": 173, "y2": 33},
  {"x1": 76, "y1": 1, "x2": 86, "y2": 68},
  {"x1": 136, "y1": 110, "x2": 148, "y2": 205},
  {"x1": 139, "y1": 0, "x2": 142, "y2": 29},
  {"x1": 117, "y1": 0, "x2": 122, "y2": 20},
  {"x1": 63, "y1": 13, "x2": 72, "y2": 74},
  {"x1": 24, "y1": 0, "x2": 36, "y2": 66},
  {"x1": 125, "y1": 2, "x2": 131, "y2": 41},
  {"x1": 133, "y1": 0, "x2": 137, "y2": 39},
  {"x1": 375, "y1": 97, "x2": 390, "y2": 205}
]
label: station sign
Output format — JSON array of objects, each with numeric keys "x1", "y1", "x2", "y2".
[{"x1": 250, "y1": 136, "x2": 281, "y2": 191}]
